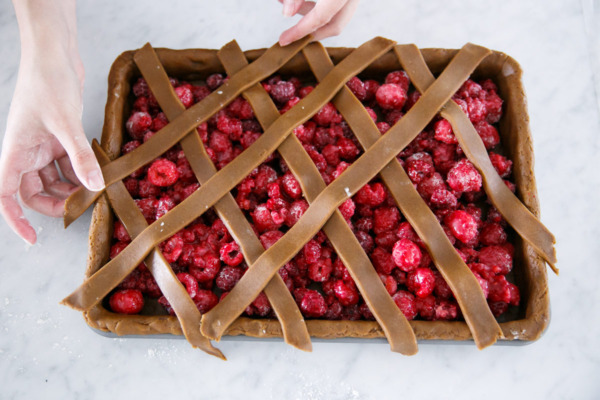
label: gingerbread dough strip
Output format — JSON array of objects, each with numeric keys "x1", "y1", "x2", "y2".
[
  {"x1": 394, "y1": 44, "x2": 557, "y2": 272},
  {"x1": 133, "y1": 44, "x2": 312, "y2": 351},
  {"x1": 64, "y1": 36, "x2": 313, "y2": 227},
  {"x1": 303, "y1": 43, "x2": 502, "y2": 349},
  {"x1": 201, "y1": 44, "x2": 493, "y2": 342},
  {"x1": 90, "y1": 141, "x2": 224, "y2": 359},
  {"x1": 218, "y1": 40, "x2": 417, "y2": 355},
  {"x1": 62, "y1": 37, "x2": 394, "y2": 313}
]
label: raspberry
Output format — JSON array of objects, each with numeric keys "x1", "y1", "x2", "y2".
[
  {"x1": 313, "y1": 102, "x2": 341, "y2": 126},
  {"x1": 133, "y1": 77, "x2": 150, "y2": 97},
  {"x1": 353, "y1": 230, "x2": 373, "y2": 253},
  {"x1": 175, "y1": 85, "x2": 194, "y2": 108},
  {"x1": 434, "y1": 299, "x2": 458, "y2": 320},
  {"x1": 392, "y1": 239, "x2": 422, "y2": 272},
  {"x1": 254, "y1": 165, "x2": 278, "y2": 195},
  {"x1": 468, "y1": 262, "x2": 494, "y2": 281},
  {"x1": 113, "y1": 220, "x2": 131, "y2": 242},
  {"x1": 375, "y1": 83, "x2": 407, "y2": 110},
  {"x1": 434, "y1": 119, "x2": 457, "y2": 144},
  {"x1": 392, "y1": 290, "x2": 417, "y2": 320},
  {"x1": 270, "y1": 80, "x2": 296, "y2": 104},
  {"x1": 370, "y1": 246, "x2": 394, "y2": 274},
  {"x1": 194, "y1": 290, "x2": 218, "y2": 314},
  {"x1": 396, "y1": 222, "x2": 421, "y2": 245},
  {"x1": 333, "y1": 279, "x2": 360, "y2": 306},
  {"x1": 121, "y1": 140, "x2": 141, "y2": 155},
  {"x1": 337, "y1": 137, "x2": 360, "y2": 160},
  {"x1": 191, "y1": 85, "x2": 211, "y2": 104},
  {"x1": 321, "y1": 144, "x2": 340, "y2": 166},
  {"x1": 215, "y1": 265, "x2": 244, "y2": 291},
  {"x1": 489, "y1": 152, "x2": 512, "y2": 178},
  {"x1": 135, "y1": 198, "x2": 158, "y2": 223},
  {"x1": 377, "y1": 122, "x2": 391, "y2": 134},
  {"x1": 252, "y1": 204, "x2": 282, "y2": 232},
  {"x1": 227, "y1": 96, "x2": 254, "y2": 120},
  {"x1": 479, "y1": 222, "x2": 508, "y2": 245},
  {"x1": 294, "y1": 122, "x2": 316, "y2": 144},
  {"x1": 220, "y1": 241, "x2": 244, "y2": 266},
  {"x1": 338, "y1": 199, "x2": 355, "y2": 220},
  {"x1": 446, "y1": 159, "x2": 482, "y2": 194},
  {"x1": 354, "y1": 182, "x2": 386, "y2": 207},
  {"x1": 472, "y1": 271, "x2": 489, "y2": 298},
  {"x1": 488, "y1": 275, "x2": 520, "y2": 305},
  {"x1": 346, "y1": 76, "x2": 367, "y2": 101},
  {"x1": 109, "y1": 289, "x2": 144, "y2": 314},
  {"x1": 485, "y1": 92, "x2": 503, "y2": 123},
  {"x1": 189, "y1": 253, "x2": 220, "y2": 282},
  {"x1": 137, "y1": 178, "x2": 160, "y2": 198},
  {"x1": 161, "y1": 235, "x2": 184, "y2": 263},
  {"x1": 126, "y1": 111, "x2": 152, "y2": 140},
  {"x1": 133, "y1": 96, "x2": 149, "y2": 112},
  {"x1": 296, "y1": 289, "x2": 326, "y2": 318},
  {"x1": 478, "y1": 245, "x2": 513, "y2": 275},
  {"x1": 488, "y1": 300, "x2": 509, "y2": 317},
  {"x1": 444, "y1": 210, "x2": 478, "y2": 244},
  {"x1": 406, "y1": 267, "x2": 436, "y2": 298},
  {"x1": 474, "y1": 121, "x2": 500, "y2": 150},
  {"x1": 363, "y1": 79, "x2": 380, "y2": 101},
  {"x1": 176, "y1": 272, "x2": 199, "y2": 299},
  {"x1": 430, "y1": 188, "x2": 458, "y2": 209},
  {"x1": 285, "y1": 199, "x2": 309, "y2": 227},
  {"x1": 373, "y1": 207, "x2": 400, "y2": 234},
  {"x1": 244, "y1": 292, "x2": 272, "y2": 317},
  {"x1": 147, "y1": 158, "x2": 179, "y2": 187},
  {"x1": 206, "y1": 73, "x2": 224, "y2": 90},
  {"x1": 404, "y1": 90, "x2": 421, "y2": 111},
  {"x1": 406, "y1": 152, "x2": 435, "y2": 183},
  {"x1": 308, "y1": 258, "x2": 333, "y2": 282},
  {"x1": 385, "y1": 71, "x2": 410, "y2": 92},
  {"x1": 417, "y1": 172, "x2": 445, "y2": 201},
  {"x1": 281, "y1": 172, "x2": 302, "y2": 199}
]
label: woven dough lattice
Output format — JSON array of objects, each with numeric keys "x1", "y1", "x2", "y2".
[{"x1": 62, "y1": 37, "x2": 556, "y2": 359}]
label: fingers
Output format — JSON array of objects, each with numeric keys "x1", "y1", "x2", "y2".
[
  {"x1": 57, "y1": 154, "x2": 82, "y2": 186},
  {"x1": 281, "y1": 0, "x2": 304, "y2": 17},
  {"x1": 55, "y1": 119, "x2": 105, "y2": 192},
  {"x1": 279, "y1": 0, "x2": 348, "y2": 46},
  {"x1": 0, "y1": 194, "x2": 37, "y2": 245},
  {"x1": 39, "y1": 163, "x2": 78, "y2": 199},
  {"x1": 309, "y1": 0, "x2": 360, "y2": 42},
  {"x1": 20, "y1": 170, "x2": 66, "y2": 218}
]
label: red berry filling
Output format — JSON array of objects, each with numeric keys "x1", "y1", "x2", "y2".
[{"x1": 110, "y1": 72, "x2": 519, "y2": 324}]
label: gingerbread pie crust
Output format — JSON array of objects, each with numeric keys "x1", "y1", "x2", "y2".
[{"x1": 63, "y1": 37, "x2": 554, "y2": 359}]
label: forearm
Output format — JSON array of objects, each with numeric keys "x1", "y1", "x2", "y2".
[{"x1": 12, "y1": 0, "x2": 79, "y2": 63}]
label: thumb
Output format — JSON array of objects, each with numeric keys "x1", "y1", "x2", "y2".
[{"x1": 57, "y1": 122, "x2": 105, "y2": 192}]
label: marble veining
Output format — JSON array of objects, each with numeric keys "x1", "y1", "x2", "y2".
[{"x1": 0, "y1": 0, "x2": 599, "y2": 399}]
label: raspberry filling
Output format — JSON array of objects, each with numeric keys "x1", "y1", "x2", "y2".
[{"x1": 107, "y1": 72, "x2": 519, "y2": 324}]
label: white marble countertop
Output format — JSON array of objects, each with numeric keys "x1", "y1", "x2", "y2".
[{"x1": 1, "y1": 0, "x2": 598, "y2": 398}]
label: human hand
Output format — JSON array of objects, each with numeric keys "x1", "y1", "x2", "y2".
[
  {"x1": 278, "y1": 0, "x2": 359, "y2": 46},
  {"x1": 0, "y1": 38, "x2": 103, "y2": 245}
]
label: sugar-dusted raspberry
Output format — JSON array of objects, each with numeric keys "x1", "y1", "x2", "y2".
[
  {"x1": 321, "y1": 144, "x2": 340, "y2": 166},
  {"x1": 219, "y1": 241, "x2": 244, "y2": 267},
  {"x1": 434, "y1": 299, "x2": 458, "y2": 320},
  {"x1": 110, "y1": 241, "x2": 128, "y2": 260},
  {"x1": 133, "y1": 77, "x2": 150, "y2": 98},
  {"x1": 192, "y1": 290, "x2": 218, "y2": 314},
  {"x1": 488, "y1": 275, "x2": 520, "y2": 305},
  {"x1": 270, "y1": 80, "x2": 296, "y2": 104},
  {"x1": 333, "y1": 279, "x2": 359, "y2": 306},
  {"x1": 488, "y1": 300, "x2": 509, "y2": 317},
  {"x1": 109, "y1": 289, "x2": 144, "y2": 314},
  {"x1": 485, "y1": 91, "x2": 503, "y2": 124},
  {"x1": 176, "y1": 272, "x2": 199, "y2": 299},
  {"x1": 281, "y1": 171, "x2": 302, "y2": 199},
  {"x1": 406, "y1": 267, "x2": 436, "y2": 298},
  {"x1": 378, "y1": 273, "x2": 398, "y2": 295},
  {"x1": 354, "y1": 182, "x2": 386, "y2": 206},
  {"x1": 147, "y1": 158, "x2": 179, "y2": 187},
  {"x1": 429, "y1": 188, "x2": 458, "y2": 209},
  {"x1": 113, "y1": 220, "x2": 131, "y2": 242},
  {"x1": 444, "y1": 210, "x2": 478, "y2": 244},
  {"x1": 370, "y1": 246, "x2": 393, "y2": 274},
  {"x1": 313, "y1": 127, "x2": 336, "y2": 148},
  {"x1": 372, "y1": 206, "x2": 400, "y2": 235},
  {"x1": 121, "y1": 140, "x2": 141, "y2": 155},
  {"x1": 416, "y1": 295, "x2": 436, "y2": 320},
  {"x1": 396, "y1": 222, "x2": 421, "y2": 245},
  {"x1": 363, "y1": 79, "x2": 380, "y2": 101},
  {"x1": 126, "y1": 111, "x2": 152, "y2": 140},
  {"x1": 406, "y1": 152, "x2": 435, "y2": 184},
  {"x1": 353, "y1": 230, "x2": 373, "y2": 253},
  {"x1": 244, "y1": 292, "x2": 272, "y2": 317},
  {"x1": 479, "y1": 222, "x2": 508, "y2": 246},
  {"x1": 385, "y1": 70, "x2": 410, "y2": 92},
  {"x1": 472, "y1": 271, "x2": 489, "y2": 298},
  {"x1": 160, "y1": 235, "x2": 184, "y2": 263},
  {"x1": 446, "y1": 158, "x2": 482, "y2": 194},
  {"x1": 136, "y1": 178, "x2": 159, "y2": 198},
  {"x1": 392, "y1": 290, "x2": 417, "y2": 320},
  {"x1": 308, "y1": 258, "x2": 333, "y2": 282},
  {"x1": 474, "y1": 120, "x2": 500, "y2": 150},
  {"x1": 254, "y1": 165, "x2": 278, "y2": 195},
  {"x1": 357, "y1": 302, "x2": 374, "y2": 320},
  {"x1": 478, "y1": 245, "x2": 513, "y2": 275},
  {"x1": 377, "y1": 122, "x2": 390, "y2": 134},
  {"x1": 392, "y1": 238, "x2": 422, "y2": 272},
  {"x1": 141, "y1": 271, "x2": 161, "y2": 298},
  {"x1": 190, "y1": 84, "x2": 210, "y2": 104},
  {"x1": 432, "y1": 270, "x2": 453, "y2": 299},
  {"x1": 251, "y1": 204, "x2": 281, "y2": 232},
  {"x1": 227, "y1": 96, "x2": 254, "y2": 120},
  {"x1": 337, "y1": 137, "x2": 360, "y2": 160},
  {"x1": 215, "y1": 265, "x2": 244, "y2": 291},
  {"x1": 295, "y1": 289, "x2": 326, "y2": 318},
  {"x1": 346, "y1": 76, "x2": 367, "y2": 101},
  {"x1": 457, "y1": 79, "x2": 483, "y2": 99},
  {"x1": 375, "y1": 83, "x2": 407, "y2": 110},
  {"x1": 294, "y1": 122, "x2": 316, "y2": 144},
  {"x1": 285, "y1": 199, "x2": 309, "y2": 227},
  {"x1": 174, "y1": 85, "x2": 194, "y2": 109},
  {"x1": 489, "y1": 152, "x2": 512, "y2": 178},
  {"x1": 434, "y1": 118, "x2": 457, "y2": 144},
  {"x1": 206, "y1": 73, "x2": 224, "y2": 90},
  {"x1": 313, "y1": 102, "x2": 342, "y2": 126},
  {"x1": 135, "y1": 198, "x2": 158, "y2": 223},
  {"x1": 375, "y1": 231, "x2": 398, "y2": 251},
  {"x1": 338, "y1": 198, "x2": 356, "y2": 220},
  {"x1": 133, "y1": 96, "x2": 149, "y2": 112},
  {"x1": 467, "y1": 98, "x2": 487, "y2": 123},
  {"x1": 302, "y1": 239, "x2": 321, "y2": 264},
  {"x1": 189, "y1": 253, "x2": 220, "y2": 282},
  {"x1": 468, "y1": 262, "x2": 494, "y2": 281}
]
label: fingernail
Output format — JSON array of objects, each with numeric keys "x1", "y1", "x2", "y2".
[
  {"x1": 283, "y1": 2, "x2": 293, "y2": 17},
  {"x1": 87, "y1": 170, "x2": 105, "y2": 191}
]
